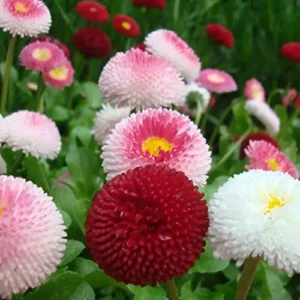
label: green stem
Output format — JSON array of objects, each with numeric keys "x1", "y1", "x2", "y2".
[
  {"x1": 36, "y1": 74, "x2": 46, "y2": 113},
  {"x1": 9, "y1": 153, "x2": 25, "y2": 175},
  {"x1": 200, "y1": 97, "x2": 212, "y2": 135},
  {"x1": 165, "y1": 279, "x2": 179, "y2": 300},
  {"x1": 235, "y1": 257, "x2": 260, "y2": 300},
  {"x1": 267, "y1": 88, "x2": 284, "y2": 105},
  {"x1": 194, "y1": 97, "x2": 203, "y2": 126},
  {"x1": 1, "y1": 36, "x2": 17, "y2": 115}
]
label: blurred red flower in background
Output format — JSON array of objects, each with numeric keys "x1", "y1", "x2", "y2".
[
  {"x1": 210, "y1": 96, "x2": 216, "y2": 108},
  {"x1": 295, "y1": 95, "x2": 300, "y2": 109},
  {"x1": 282, "y1": 89, "x2": 297, "y2": 107},
  {"x1": 73, "y1": 28, "x2": 112, "y2": 59},
  {"x1": 76, "y1": 0, "x2": 109, "y2": 23},
  {"x1": 132, "y1": 0, "x2": 166, "y2": 9},
  {"x1": 205, "y1": 23, "x2": 234, "y2": 48},
  {"x1": 280, "y1": 42, "x2": 300, "y2": 62},
  {"x1": 113, "y1": 14, "x2": 140, "y2": 37},
  {"x1": 133, "y1": 43, "x2": 146, "y2": 51}
]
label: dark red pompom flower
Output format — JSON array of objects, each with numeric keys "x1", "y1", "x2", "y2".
[
  {"x1": 113, "y1": 14, "x2": 140, "y2": 37},
  {"x1": 85, "y1": 165, "x2": 208, "y2": 286},
  {"x1": 295, "y1": 95, "x2": 300, "y2": 109},
  {"x1": 73, "y1": 28, "x2": 112, "y2": 59},
  {"x1": 133, "y1": 43, "x2": 146, "y2": 51},
  {"x1": 76, "y1": 0, "x2": 109, "y2": 23},
  {"x1": 280, "y1": 42, "x2": 300, "y2": 62},
  {"x1": 205, "y1": 23, "x2": 234, "y2": 48},
  {"x1": 132, "y1": 0, "x2": 166, "y2": 9}
]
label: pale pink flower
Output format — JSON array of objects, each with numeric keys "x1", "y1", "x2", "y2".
[
  {"x1": 0, "y1": 175, "x2": 66, "y2": 299},
  {"x1": 198, "y1": 69, "x2": 237, "y2": 93},
  {"x1": 101, "y1": 108, "x2": 211, "y2": 186},
  {"x1": 245, "y1": 140, "x2": 298, "y2": 178},
  {"x1": 244, "y1": 78, "x2": 265, "y2": 101},
  {"x1": 145, "y1": 29, "x2": 201, "y2": 83},
  {"x1": 282, "y1": 89, "x2": 297, "y2": 107}
]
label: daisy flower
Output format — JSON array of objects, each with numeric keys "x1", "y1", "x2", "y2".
[
  {"x1": 101, "y1": 108, "x2": 211, "y2": 186},
  {"x1": 93, "y1": 104, "x2": 131, "y2": 144},
  {"x1": 145, "y1": 29, "x2": 201, "y2": 83},
  {"x1": 205, "y1": 23, "x2": 234, "y2": 48},
  {"x1": 280, "y1": 42, "x2": 300, "y2": 62},
  {"x1": 245, "y1": 100, "x2": 280, "y2": 137},
  {"x1": 132, "y1": 0, "x2": 166, "y2": 9},
  {"x1": 0, "y1": 0, "x2": 51, "y2": 37},
  {"x1": 208, "y1": 170, "x2": 300, "y2": 275},
  {"x1": 99, "y1": 49, "x2": 185, "y2": 109},
  {"x1": 244, "y1": 78, "x2": 265, "y2": 101},
  {"x1": 2, "y1": 110, "x2": 61, "y2": 159},
  {"x1": 198, "y1": 69, "x2": 237, "y2": 94},
  {"x1": 76, "y1": 0, "x2": 109, "y2": 23},
  {"x1": 0, "y1": 175, "x2": 66, "y2": 299},
  {"x1": 184, "y1": 82, "x2": 211, "y2": 110},
  {"x1": 112, "y1": 14, "x2": 140, "y2": 37},
  {"x1": 85, "y1": 165, "x2": 208, "y2": 286}
]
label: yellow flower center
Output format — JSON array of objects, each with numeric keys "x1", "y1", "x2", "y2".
[
  {"x1": 122, "y1": 21, "x2": 131, "y2": 30},
  {"x1": 15, "y1": 1, "x2": 28, "y2": 13},
  {"x1": 267, "y1": 158, "x2": 280, "y2": 171},
  {"x1": 32, "y1": 48, "x2": 52, "y2": 62},
  {"x1": 90, "y1": 7, "x2": 97, "y2": 12},
  {"x1": 252, "y1": 85, "x2": 262, "y2": 100},
  {"x1": 0, "y1": 199, "x2": 8, "y2": 217},
  {"x1": 49, "y1": 66, "x2": 68, "y2": 81},
  {"x1": 265, "y1": 194, "x2": 285, "y2": 215},
  {"x1": 142, "y1": 137, "x2": 173, "y2": 157},
  {"x1": 207, "y1": 73, "x2": 225, "y2": 83}
]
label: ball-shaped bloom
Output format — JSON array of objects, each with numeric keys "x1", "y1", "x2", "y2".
[
  {"x1": 282, "y1": 89, "x2": 297, "y2": 107},
  {"x1": 99, "y1": 49, "x2": 185, "y2": 109},
  {"x1": 113, "y1": 14, "x2": 140, "y2": 37},
  {"x1": 145, "y1": 29, "x2": 201, "y2": 83},
  {"x1": 19, "y1": 41, "x2": 67, "y2": 72},
  {"x1": 244, "y1": 78, "x2": 265, "y2": 101},
  {"x1": 93, "y1": 104, "x2": 131, "y2": 144},
  {"x1": 205, "y1": 23, "x2": 234, "y2": 48},
  {"x1": 0, "y1": 154, "x2": 6, "y2": 174},
  {"x1": 184, "y1": 82, "x2": 211, "y2": 111},
  {"x1": 245, "y1": 100, "x2": 280, "y2": 137},
  {"x1": 0, "y1": 175, "x2": 66, "y2": 299},
  {"x1": 101, "y1": 108, "x2": 211, "y2": 186},
  {"x1": 85, "y1": 165, "x2": 208, "y2": 286},
  {"x1": 132, "y1": 0, "x2": 166, "y2": 9},
  {"x1": 0, "y1": 0, "x2": 51, "y2": 37},
  {"x1": 198, "y1": 69, "x2": 237, "y2": 94},
  {"x1": 245, "y1": 140, "x2": 298, "y2": 178},
  {"x1": 42, "y1": 60, "x2": 74, "y2": 89},
  {"x1": 208, "y1": 170, "x2": 300, "y2": 275},
  {"x1": 2, "y1": 110, "x2": 61, "y2": 159},
  {"x1": 280, "y1": 42, "x2": 300, "y2": 62},
  {"x1": 76, "y1": 0, "x2": 109, "y2": 23},
  {"x1": 73, "y1": 28, "x2": 112, "y2": 59}
]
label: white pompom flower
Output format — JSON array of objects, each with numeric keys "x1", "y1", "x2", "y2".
[{"x1": 184, "y1": 82, "x2": 211, "y2": 111}]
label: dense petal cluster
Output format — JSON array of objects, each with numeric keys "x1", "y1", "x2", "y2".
[
  {"x1": 76, "y1": 0, "x2": 109, "y2": 23},
  {"x1": 145, "y1": 29, "x2": 201, "y2": 82},
  {"x1": 132, "y1": 0, "x2": 166, "y2": 9},
  {"x1": 101, "y1": 108, "x2": 211, "y2": 186},
  {"x1": 280, "y1": 42, "x2": 300, "y2": 62},
  {"x1": 0, "y1": 176, "x2": 66, "y2": 299},
  {"x1": 113, "y1": 14, "x2": 140, "y2": 37},
  {"x1": 85, "y1": 165, "x2": 208, "y2": 285},
  {"x1": 99, "y1": 49, "x2": 185, "y2": 109},
  {"x1": 244, "y1": 78, "x2": 265, "y2": 101},
  {"x1": 0, "y1": 0, "x2": 51, "y2": 37},
  {"x1": 205, "y1": 23, "x2": 234, "y2": 48},
  {"x1": 208, "y1": 170, "x2": 300, "y2": 275}
]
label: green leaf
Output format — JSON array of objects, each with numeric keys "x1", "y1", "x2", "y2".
[
  {"x1": 70, "y1": 126, "x2": 92, "y2": 147},
  {"x1": 59, "y1": 209, "x2": 72, "y2": 229},
  {"x1": 73, "y1": 199, "x2": 90, "y2": 233},
  {"x1": 181, "y1": 282, "x2": 224, "y2": 300},
  {"x1": 127, "y1": 285, "x2": 166, "y2": 300},
  {"x1": 200, "y1": 176, "x2": 229, "y2": 201},
  {"x1": 59, "y1": 240, "x2": 85, "y2": 267},
  {"x1": 82, "y1": 82, "x2": 104, "y2": 109},
  {"x1": 49, "y1": 105, "x2": 70, "y2": 122},
  {"x1": 70, "y1": 258, "x2": 99, "y2": 276},
  {"x1": 71, "y1": 282, "x2": 95, "y2": 300},
  {"x1": 85, "y1": 270, "x2": 120, "y2": 289},
  {"x1": 0, "y1": 63, "x2": 18, "y2": 82}
]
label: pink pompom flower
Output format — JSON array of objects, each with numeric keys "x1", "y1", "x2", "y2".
[
  {"x1": 101, "y1": 108, "x2": 212, "y2": 187},
  {"x1": 99, "y1": 48, "x2": 185, "y2": 109},
  {"x1": 0, "y1": 0, "x2": 51, "y2": 37},
  {"x1": 145, "y1": 29, "x2": 201, "y2": 83},
  {"x1": 43, "y1": 60, "x2": 74, "y2": 89},
  {"x1": 198, "y1": 69, "x2": 237, "y2": 94},
  {"x1": 19, "y1": 41, "x2": 67, "y2": 72},
  {"x1": 0, "y1": 175, "x2": 66, "y2": 299},
  {"x1": 245, "y1": 140, "x2": 298, "y2": 178},
  {"x1": 244, "y1": 78, "x2": 265, "y2": 101}
]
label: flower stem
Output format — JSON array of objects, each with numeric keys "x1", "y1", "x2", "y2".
[
  {"x1": 194, "y1": 97, "x2": 203, "y2": 127},
  {"x1": 165, "y1": 279, "x2": 179, "y2": 300},
  {"x1": 1, "y1": 36, "x2": 17, "y2": 115},
  {"x1": 9, "y1": 153, "x2": 25, "y2": 175},
  {"x1": 36, "y1": 74, "x2": 46, "y2": 113},
  {"x1": 267, "y1": 88, "x2": 284, "y2": 105},
  {"x1": 200, "y1": 97, "x2": 212, "y2": 134},
  {"x1": 235, "y1": 257, "x2": 260, "y2": 300}
]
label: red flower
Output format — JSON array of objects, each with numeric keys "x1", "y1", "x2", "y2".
[
  {"x1": 280, "y1": 42, "x2": 300, "y2": 62},
  {"x1": 73, "y1": 28, "x2": 112, "y2": 59},
  {"x1": 133, "y1": 43, "x2": 146, "y2": 51},
  {"x1": 282, "y1": 89, "x2": 297, "y2": 107},
  {"x1": 132, "y1": 0, "x2": 166, "y2": 9},
  {"x1": 113, "y1": 14, "x2": 140, "y2": 37},
  {"x1": 205, "y1": 23, "x2": 234, "y2": 48},
  {"x1": 85, "y1": 165, "x2": 208, "y2": 286},
  {"x1": 295, "y1": 95, "x2": 300, "y2": 109},
  {"x1": 210, "y1": 96, "x2": 216, "y2": 108},
  {"x1": 30, "y1": 35, "x2": 70, "y2": 58},
  {"x1": 76, "y1": 0, "x2": 109, "y2": 23}
]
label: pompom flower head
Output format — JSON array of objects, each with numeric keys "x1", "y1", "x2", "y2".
[
  {"x1": 85, "y1": 165, "x2": 208, "y2": 285},
  {"x1": 205, "y1": 23, "x2": 234, "y2": 48},
  {"x1": 2, "y1": 110, "x2": 61, "y2": 159},
  {"x1": 19, "y1": 41, "x2": 67, "y2": 72},
  {"x1": 208, "y1": 170, "x2": 300, "y2": 275},
  {"x1": 0, "y1": 175, "x2": 66, "y2": 299},
  {"x1": 76, "y1": 0, "x2": 109, "y2": 23},
  {"x1": 99, "y1": 49, "x2": 185, "y2": 109},
  {"x1": 113, "y1": 14, "x2": 140, "y2": 37},
  {"x1": 244, "y1": 78, "x2": 265, "y2": 101},
  {"x1": 184, "y1": 83, "x2": 211, "y2": 111},
  {"x1": 101, "y1": 108, "x2": 211, "y2": 186},
  {"x1": 145, "y1": 29, "x2": 201, "y2": 83},
  {"x1": 0, "y1": 0, "x2": 51, "y2": 37},
  {"x1": 245, "y1": 140, "x2": 298, "y2": 178},
  {"x1": 198, "y1": 69, "x2": 237, "y2": 94},
  {"x1": 93, "y1": 104, "x2": 131, "y2": 144},
  {"x1": 132, "y1": 0, "x2": 166, "y2": 9},
  {"x1": 280, "y1": 42, "x2": 300, "y2": 62}
]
